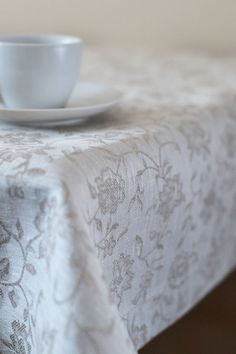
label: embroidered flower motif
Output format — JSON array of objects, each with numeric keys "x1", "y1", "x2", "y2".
[
  {"x1": 111, "y1": 254, "x2": 134, "y2": 297},
  {"x1": 6, "y1": 320, "x2": 32, "y2": 354},
  {"x1": 158, "y1": 174, "x2": 185, "y2": 219},
  {"x1": 95, "y1": 167, "x2": 125, "y2": 214},
  {"x1": 132, "y1": 270, "x2": 153, "y2": 305},
  {"x1": 0, "y1": 132, "x2": 50, "y2": 165},
  {"x1": 103, "y1": 235, "x2": 116, "y2": 257},
  {"x1": 168, "y1": 253, "x2": 189, "y2": 289},
  {"x1": 130, "y1": 323, "x2": 147, "y2": 349}
]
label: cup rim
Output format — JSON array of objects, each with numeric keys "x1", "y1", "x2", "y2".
[{"x1": 0, "y1": 34, "x2": 82, "y2": 47}]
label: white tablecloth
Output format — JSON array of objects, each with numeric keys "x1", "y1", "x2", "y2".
[{"x1": 0, "y1": 48, "x2": 236, "y2": 354}]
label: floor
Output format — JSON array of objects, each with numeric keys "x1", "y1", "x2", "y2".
[{"x1": 139, "y1": 270, "x2": 236, "y2": 354}]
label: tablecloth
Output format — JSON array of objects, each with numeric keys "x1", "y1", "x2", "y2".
[{"x1": 0, "y1": 48, "x2": 236, "y2": 354}]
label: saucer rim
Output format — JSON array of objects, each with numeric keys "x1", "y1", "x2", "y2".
[
  {"x1": 0, "y1": 82, "x2": 122, "y2": 113},
  {"x1": 0, "y1": 81, "x2": 122, "y2": 126}
]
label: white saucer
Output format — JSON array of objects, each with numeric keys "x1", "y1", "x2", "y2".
[{"x1": 0, "y1": 82, "x2": 122, "y2": 127}]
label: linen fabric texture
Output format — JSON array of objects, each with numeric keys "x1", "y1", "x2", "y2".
[{"x1": 0, "y1": 48, "x2": 236, "y2": 354}]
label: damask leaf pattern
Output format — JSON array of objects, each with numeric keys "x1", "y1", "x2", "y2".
[
  {"x1": 8, "y1": 289, "x2": 18, "y2": 308},
  {"x1": 23, "y1": 309, "x2": 29, "y2": 322},
  {"x1": 25, "y1": 264, "x2": 36, "y2": 275},
  {"x1": 134, "y1": 235, "x2": 143, "y2": 257},
  {"x1": 0, "y1": 222, "x2": 11, "y2": 247},
  {"x1": 128, "y1": 195, "x2": 136, "y2": 212},
  {"x1": 0, "y1": 288, "x2": 4, "y2": 307},
  {"x1": 168, "y1": 253, "x2": 189, "y2": 289},
  {"x1": 16, "y1": 219, "x2": 24, "y2": 240},
  {"x1": 94, "y1": 218, "x2": 102, "y2": 232},
  {"x1": 8, "y1": 185, "x2": 25, "y2": 199},
  {"x1": 88, "y1": 182, "x2": 97, "y2": 199},
  {"x1": 0, "y1": 258, "x2": 10, "y2": 280}
]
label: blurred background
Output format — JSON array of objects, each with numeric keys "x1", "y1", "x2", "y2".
[{"x1": 0, "y1": 0, "x2": 236, "y2": 52}]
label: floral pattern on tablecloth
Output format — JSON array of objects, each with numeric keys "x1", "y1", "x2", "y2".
[{"x1": 0, "y1": 48, "x2": 236, "y2": 353}]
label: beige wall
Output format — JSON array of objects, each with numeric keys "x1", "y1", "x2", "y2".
[{"x1": 0, "y1": 0, "x2": 236, "y2": 51}]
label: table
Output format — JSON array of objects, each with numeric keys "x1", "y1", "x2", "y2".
[{"x1": 0, "y1": 48, "x2": 236, "y2": 354}]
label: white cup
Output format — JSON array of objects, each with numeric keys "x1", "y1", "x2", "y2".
[{"x1": 0, "y1": 34, "x2": 82, "y2": 109}]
